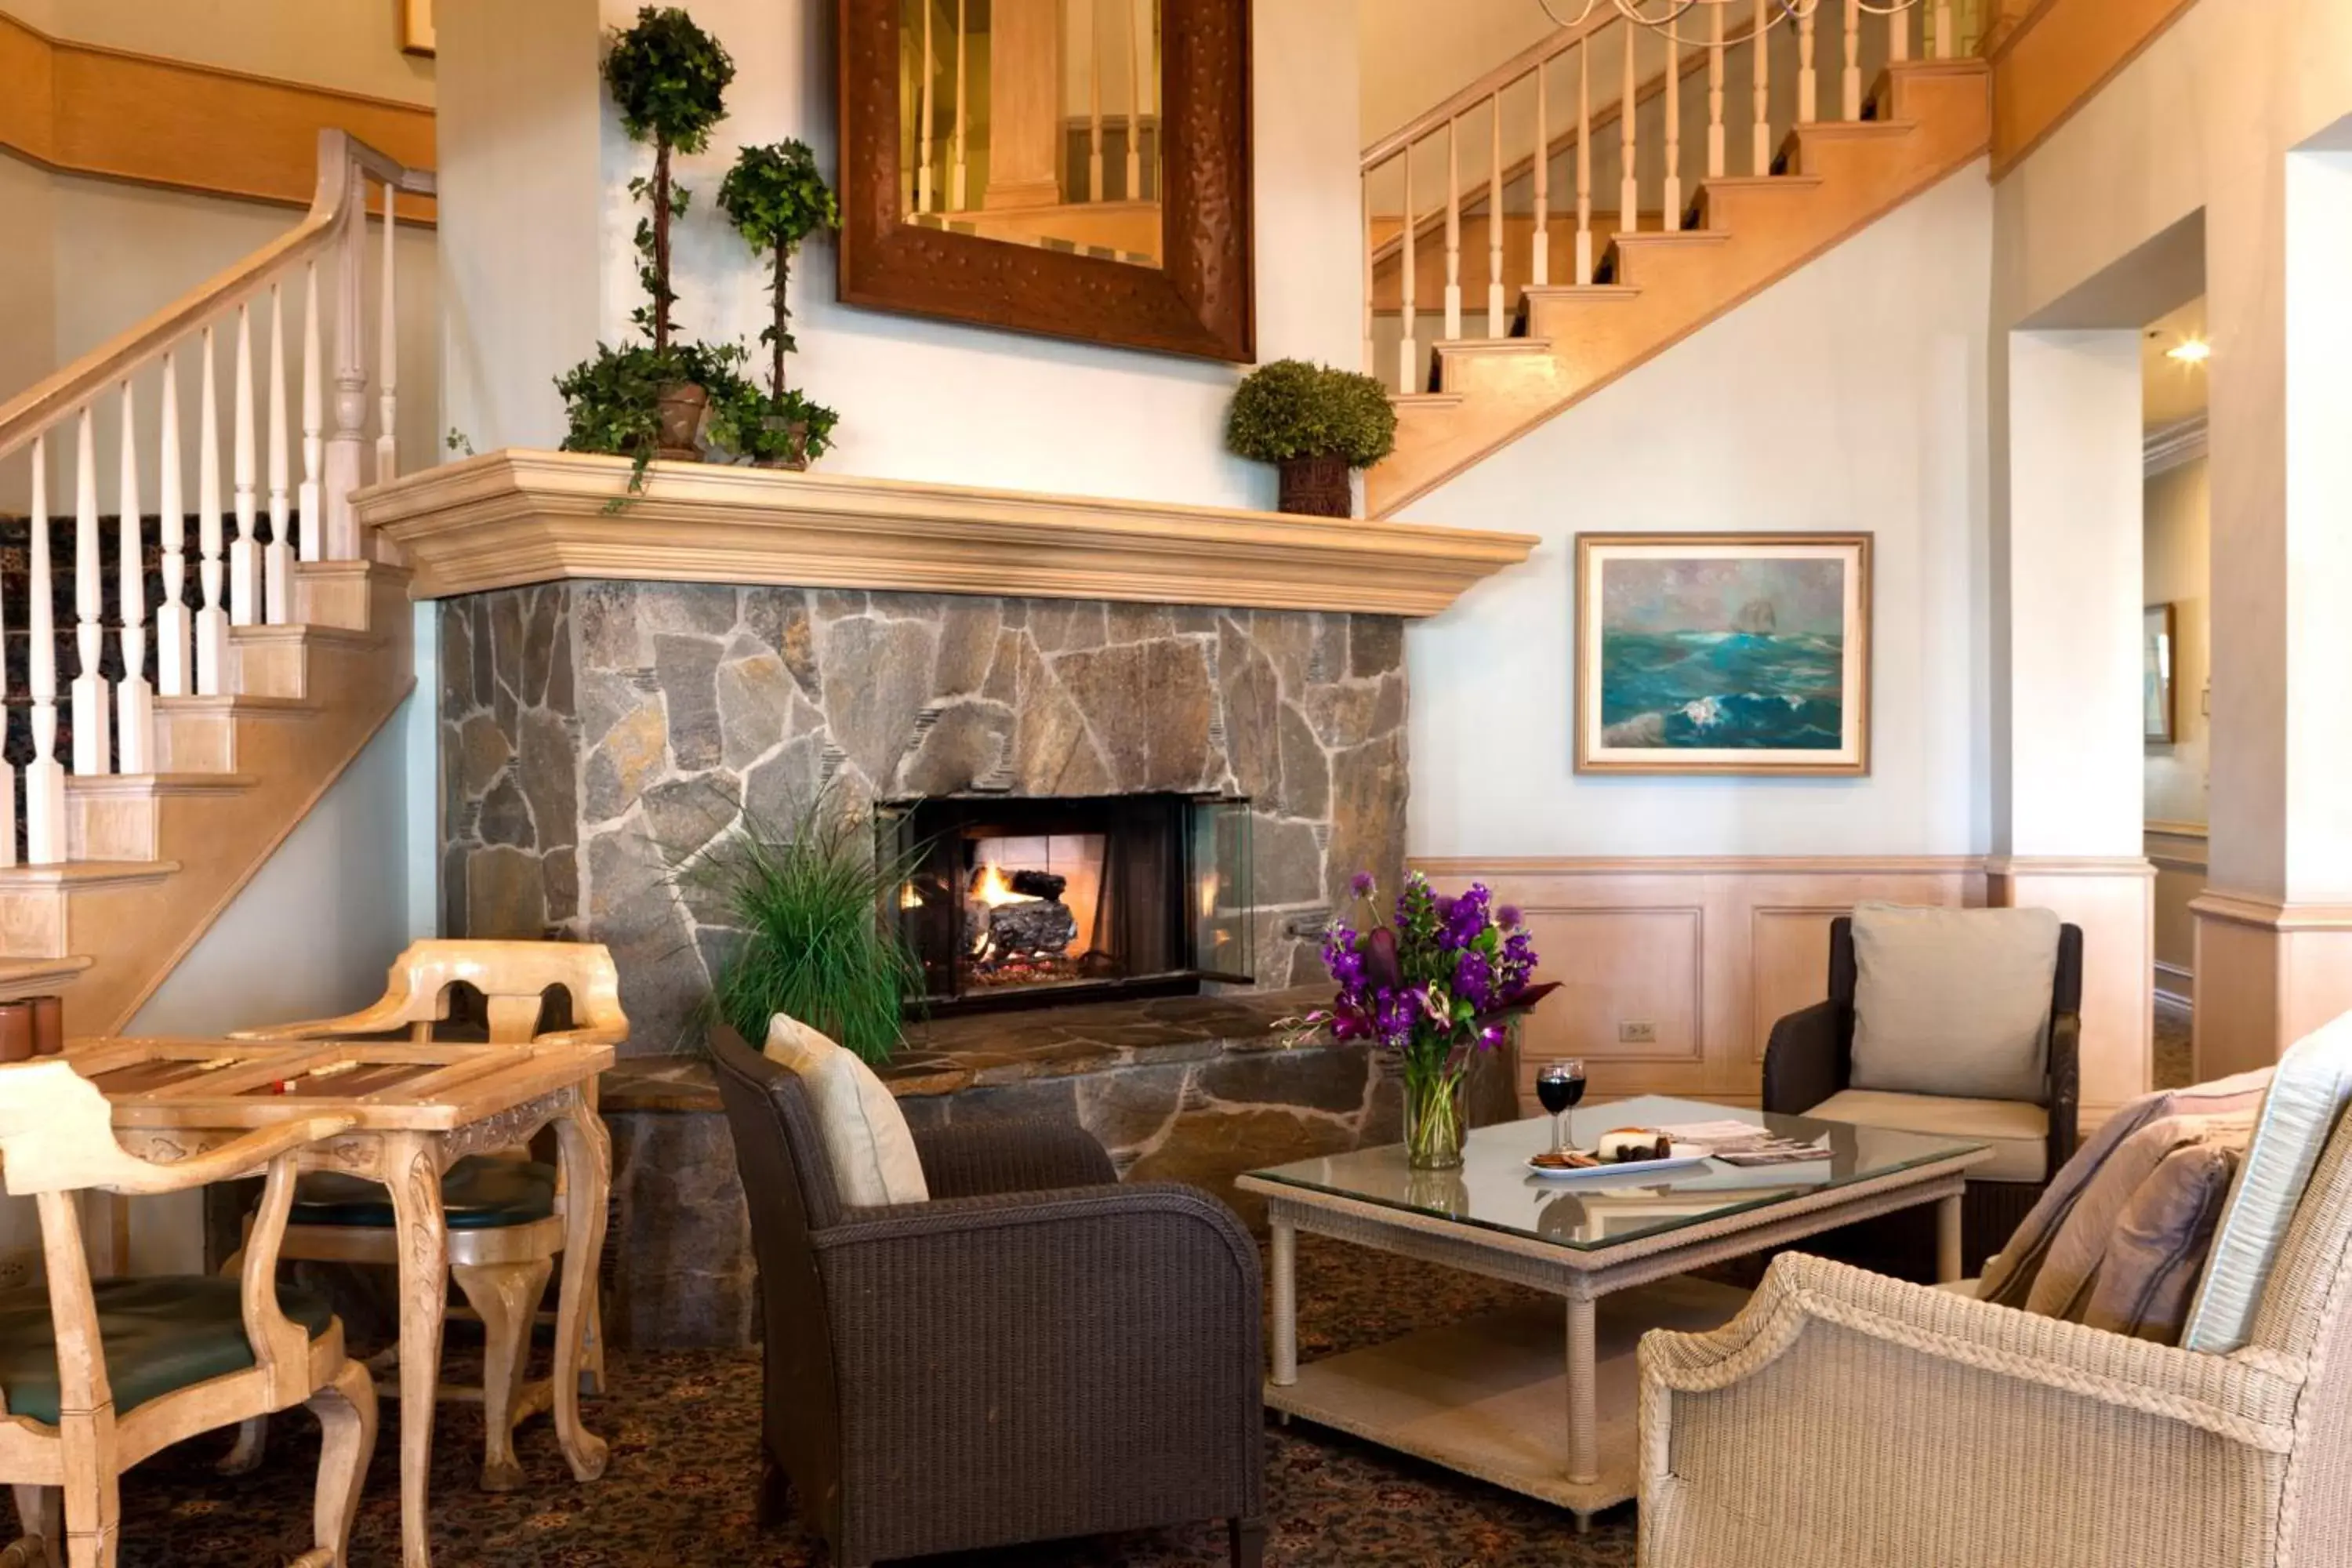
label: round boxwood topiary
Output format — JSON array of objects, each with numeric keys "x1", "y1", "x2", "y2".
[{"x1": 1225, "y1": 359, "x2": 1398, "y2": 468}]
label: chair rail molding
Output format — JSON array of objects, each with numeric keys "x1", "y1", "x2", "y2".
[
  {"x1": 0, "y1": 12, "x2": 436, "y2": 218},
  {"x1": 358, "y1": 450, "x2": 1539, "y2": 617},
  {"x1": 2143, "y1": 413, "x2": 2208, "y2": 477}
]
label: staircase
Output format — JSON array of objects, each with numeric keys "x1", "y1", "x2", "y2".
[
  {"x1": 1362, "y1": 5, "x2": 1991, "y2": 517},
  {"x1": 0, "y1": 132, "x2": 428, "y2": 1033}
]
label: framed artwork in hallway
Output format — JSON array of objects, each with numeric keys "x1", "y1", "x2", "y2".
[
  {"x1": 401, "y1": 0, "x2": 434, "y2": 56},
  {"x1": 1574, "y1": 532, "x2": 1874, "y2": 776}
]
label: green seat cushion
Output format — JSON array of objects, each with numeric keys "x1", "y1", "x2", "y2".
[
  {"x1": 290, "y1": 1155, "x2": 558, "y2": 1232},
  {"x1": 0, "y1": 1276, "x2": 334, "y2": 1426}
]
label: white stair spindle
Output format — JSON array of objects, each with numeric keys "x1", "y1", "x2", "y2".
[
  {"x1": 1443, "y1": 118, "x2": 1462, "y2": 341},
  {"x1": 1087, "y1": 0, "x2": 1105, "y2": 201},
  {"x1": 114, "y1": 383, "x2": 151, "y2": 775},
  {"x1": 917, "y1": 0, "x2": 936, "y2": 212},
  {"x1": 299, "y1": 260, "x2": 323, "y2": 561},
  {"x1": 265, "y1": 281, "x2": 292, "y2": 625},
  {"x1": 376, "y1": 183, "x2": 399, "y2": 484},
  {"x1": 1891, "y1": 0, "x2": 1911, "y2": 61},
  {"x1": 327, "y1": 198, "x2": 368, "y2": 562},
  {"x1": 1708, "y1": 2, "x2": 1726, "y2": 178},
  {"x1": 158, "y1": 354, "x2": 189, "y2": 699},
  {"x1": 1575, "y1": 39, "x2": 1593, "y2": 285},
  {"x1": 1843, "y1": 0, "x2": 1864, "y2": 119},
  {"x1": 1362, "y1": 182, "x2": 1376, "y2": 377},
  {"x1": 1754, "y1": 0, "x2": 1773, "y2": 175},
  {"x1": 1533, "y1": 57, "x2": 1551, "y2": 287},
  {"x1": 1399, "y1": 150, "x2": 1418, "y2": 393},
  {"x1": 951, "y1": 0, "x2": 968, "y2": 210},
  {"x1": 70, "y1": 408, "x2": 109, "y2": 777},
  {"x1": 25, "y1": 441, "x2": 64, "y2": 864},
  {"x1": 1486, "y1": 92, "x2": 1505, "y2": 336},
  {"x1": 196, "y1": 326, "x2": 228, "y2": 695},
  {"x1": 1798, "y1": 3, "x2": 1818, "y2": 123},
  {"x1": 1936, "y1": 0, "x2": 1954, "y2": 59},
  {"x1": 1126, "y1": 0, "x2": 1145, "y2": 201},
  {"x1": 1663, "y1": 23, "x2": 1683, "y2": 228},
  {"x1": 231, "y1": 299, "x2": 259, "y2": 626},
  {"x1": 1619, "y1": 25, "x2": 1639, "y2": 239}
]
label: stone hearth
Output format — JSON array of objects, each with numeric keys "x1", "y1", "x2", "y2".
[
  {"x1": 600, "y1": 988, "x2": 1521, "y2": 1347},
  {"x1": 441, "y1": 582, "x2": 1410, "y2": 1053}
]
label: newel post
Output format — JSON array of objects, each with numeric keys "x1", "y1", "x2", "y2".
[{"x1": 324, "y1": 175, "x2": 369, "y2": 564}]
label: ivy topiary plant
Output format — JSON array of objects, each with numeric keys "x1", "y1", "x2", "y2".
[
  {"x1": 1225, "y1": 359, "x2": 1399, "y2": 517},
  {"x1": 603, "y1": 6, "x2": 735, "y2": 354},
  {"x1": 717, "y1": 140, "x2": 843, "y2": 469}
]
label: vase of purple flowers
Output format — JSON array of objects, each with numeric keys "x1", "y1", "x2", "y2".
[{"x1": 1290, "y1": 870, "x2": 1558, "y2": 1171}]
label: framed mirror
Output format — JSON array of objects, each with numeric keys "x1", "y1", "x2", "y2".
[
  {"x1": 837, "y1": 0, "x2": 1254, "y2": 361},
  {"x1": 2144, "y1": 602, "x2": 2177, "y2": 744}
]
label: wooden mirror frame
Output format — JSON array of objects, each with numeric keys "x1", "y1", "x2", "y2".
[{"x1": 837, "y1": 0, "x2": 1254, "y2": 362}]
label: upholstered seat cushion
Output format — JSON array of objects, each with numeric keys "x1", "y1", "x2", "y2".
[
  {"x1": 1805, "y1": 1088, "x2": 2049, "y2": 1183},
  {"x1": 290, "y1": 1155, "x2": 559, "y2": 1231},
  {"x1": 0, "y1": 1277, "x2": 334, "y2": 1426},
  {"x1": 1849, "y1": 903, "x2": 2061, "y2": 1104},
  {"x1": 762, "y1": 1013, "x2": 929, "y2": 1208}
]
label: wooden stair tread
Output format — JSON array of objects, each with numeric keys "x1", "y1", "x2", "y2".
[
  {"x1": 1516, "y1": 285, "x2": 1643, "y2": 301},
  {"x1": 1391, "y1": 392, "x2": 1466, "y2": 409},
  {"x1": 0, "y1": 956, "x2": 94, "y2": 994},
  {"x1": 1699, "y1": 175, "x2": 1827, "y2": 191},
  {"x1": 1436, "y1": 336, "x2": 1554, "y2": 354},
  {"x1": 1793, "y1": 118, "x2": 1920, "y2": 139},
  {"x1": 229, "y1": 622, "x2": 388, "y2": 647},
  {"x1": 1607, "y1": 228, "x2": 1731, "y2": 247},
  {"x1": 0, "y1": 861, "x2": 182, "y2": 890},
  {"x1": 156, "y1": 693, "x2": 321, "y2": 714},
  {"x1": 64, "y1": 773, "x2": 259, "y2": 797}
]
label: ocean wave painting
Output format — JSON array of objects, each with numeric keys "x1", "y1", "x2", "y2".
[{"x1": 1577, "y1": 535, "x2": 1871, "y2": 775}]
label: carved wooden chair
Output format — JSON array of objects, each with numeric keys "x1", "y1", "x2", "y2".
[
  {"x1": 224, "y1": 939, "x2": 626, "y2": 1492},
  {"x1": 0, "y1": 1058, "x2": 375, "y2": 1568}
]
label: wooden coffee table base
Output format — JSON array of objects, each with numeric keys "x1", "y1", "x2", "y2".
[{"x1": 1264, "y1": 1283, "x2": 1746, "y2": 1523}]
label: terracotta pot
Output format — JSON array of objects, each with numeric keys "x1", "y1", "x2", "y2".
[
  {"x1": 27, "y1": 994, "x2": 62, "y2": 1057},
  {"x1": 754, "y1": 416, "x2": 811, "y2": 471},
  {"x1": 0, "y1": 1002, "x2": 32, "y2": 1064},
  {"x1": 1276, "y1": 453, "x2": 1352, "y2": 517},
  {"x1": 655, "y1": 381, "x2": 710, "y2": 460}
]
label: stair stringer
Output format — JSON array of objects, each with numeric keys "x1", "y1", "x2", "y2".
[
  {"x1": 0, "y1": 561, "x2": 416, "y2": 1033},
  {"x1": 1368, "y1": 60, "x2": 1991, "y2": 518}
]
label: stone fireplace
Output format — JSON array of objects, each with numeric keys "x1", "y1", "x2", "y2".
[{"x1": 379, "y1": 452, "x2": 1537, "y2": 1345}]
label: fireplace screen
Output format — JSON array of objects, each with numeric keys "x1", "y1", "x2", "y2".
[{"x1": 881, "y1": 794, "x2": 1254, "y2": 1014}]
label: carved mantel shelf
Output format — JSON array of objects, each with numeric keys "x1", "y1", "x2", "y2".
[{"x1": 356, "y1": 449, "x2": 1537, "y2": 617}]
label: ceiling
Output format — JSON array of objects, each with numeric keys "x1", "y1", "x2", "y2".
[{"x1": 2143, "y1": 296, "x2": 2209, "y2": 428}]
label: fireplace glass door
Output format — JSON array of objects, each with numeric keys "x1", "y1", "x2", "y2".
[{"x1": 883, "y1": 793, "x2": 1253, "y2": 1014}]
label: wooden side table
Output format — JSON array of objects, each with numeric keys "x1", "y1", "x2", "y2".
[{"x1": 70, "y1": 1034, "x2": 618, "y2": 1568}]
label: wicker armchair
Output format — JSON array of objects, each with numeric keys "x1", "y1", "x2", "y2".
[
  {"x1": 708, "y1": 1025, "x2": 1267, "y2": 1568},
  {"x1": 1637, "y1": 1104, "x2": 2352, "y2": 1567},
  {"x1": 1763, "y1": 914, "x2": 2082, "y2": 1269}
]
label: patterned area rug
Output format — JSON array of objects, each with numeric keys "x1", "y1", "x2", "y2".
[{"x1": 103, "y1": 1234, "x2": 1634, "y2": 1567}]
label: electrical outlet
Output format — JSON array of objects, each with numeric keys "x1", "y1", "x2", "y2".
[
  {"x1": 1617, "y1": 1020, "x2": 1658, "y2": 1044},
  {"x1": 0, "y1": 1247, "x2": 40, "y2": 1294}
]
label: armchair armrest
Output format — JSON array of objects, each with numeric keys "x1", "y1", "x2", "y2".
[
  {"x1": 1760, "y1": 1000, "x2": 1845, "y2": 1115},
  {"x1": 1637, "y1": 1252, "x2": 2302, "y2": 1566},
  {"x1": 810, "y1": 1183, "x2": 1263, "y2": 1551},
  {"x1": 909, "y1": 1120, "x2": 1117, "y2": 1199},
  {"x1": 2047, "y1": 1011, "x2": 2082, "y2": 1167}
]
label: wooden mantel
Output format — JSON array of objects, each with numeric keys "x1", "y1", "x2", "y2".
[{"x1": 356, "y1": 449, "x2": 1537, "y2": 617}]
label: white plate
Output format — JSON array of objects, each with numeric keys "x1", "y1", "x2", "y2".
[{"x1": 1524, "y1": 1143, "x2": 1711, "y2": 1180}]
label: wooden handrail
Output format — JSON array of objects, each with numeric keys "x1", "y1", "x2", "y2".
[
  {"x1": 1362, "y1": 8, "x2": 1621, "y2": 169},
  {"x1": 0, "y1": 129, "x2": 433, "y2": 463}
]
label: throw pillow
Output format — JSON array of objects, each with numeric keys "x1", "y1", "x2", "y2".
[
  {"x1": 2182, "y1": 1011, "x2": 2352, "y2": 1353},
  {"x1": 2020, "y1": 1111, "x2": 2252, "y2": 1322},
  {"x1": 2081, "y1": 1139, "x2": 2241, "y2": 1345},
  {"x1": 1848, "y1": 904, "x2": 2060, "y2": 1104},
  {"x1": 1978, "y1": 1068, "x2": 2274, "y2": 1309},
  {"x1": 761, "y1": 1012, "x2": 930, "y2": 1208}
]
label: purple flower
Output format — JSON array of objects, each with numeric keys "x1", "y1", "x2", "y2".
[
  {"x1": 1349, "y1": 870, "x2": 1377, "y2": 898},
  {"x1": 1497, "y1": 904, "x2": 1523, "y2": 929},
  {"x1": 1454, "y1": 949, "x2": 1497, "y2": 1011}
]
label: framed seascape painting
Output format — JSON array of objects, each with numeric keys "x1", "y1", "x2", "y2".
[{"x1": 1574, "y1": 533, "x2": 1874, "y2": 776}]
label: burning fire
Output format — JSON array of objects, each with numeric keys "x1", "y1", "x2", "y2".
[{"x1": 971, "y1": 863, "x2": 1039, "y2": 909}]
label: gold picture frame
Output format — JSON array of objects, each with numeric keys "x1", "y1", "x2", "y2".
[
  {"x1": 1574, "y1": 532, "x2": 1874, "y2": 776},
  {"x1": 400, "y1": 0, "x2": 434, "y2": 57}
]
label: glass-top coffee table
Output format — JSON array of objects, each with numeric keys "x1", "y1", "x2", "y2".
[{"x1": 1236, "y1": 1095, "x2": 1992, "y2": 1530}]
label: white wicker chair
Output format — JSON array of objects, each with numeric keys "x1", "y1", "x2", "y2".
[{"x1": 1637, "y1": 1105, "x2": 2352, "y2": 1567}]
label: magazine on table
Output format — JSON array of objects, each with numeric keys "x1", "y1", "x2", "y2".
[{"x1": 1658, "y1": 1120, "x2": 1834, "y2": 1167}]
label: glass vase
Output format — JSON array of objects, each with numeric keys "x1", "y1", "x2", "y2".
[{"x1": 1403, "y1": 1069, "x2": 1467, "y2": 1170}]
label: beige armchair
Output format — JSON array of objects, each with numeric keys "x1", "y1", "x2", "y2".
[{"x1": 1637, "y1": 1107, "x2": 2352, "y2": 1567}]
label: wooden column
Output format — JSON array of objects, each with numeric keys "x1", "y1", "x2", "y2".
[{"x1": 983, "y1": 0, "x2": 1067, "y2": 210}]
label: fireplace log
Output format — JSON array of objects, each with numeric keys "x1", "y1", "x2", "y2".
[
  {"x1": 979, "y1": 899, "x2": 1080, "y2": 956},
  {"x1": 1009, "y1": 869, "x2": 1068, "y2": 900}
]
